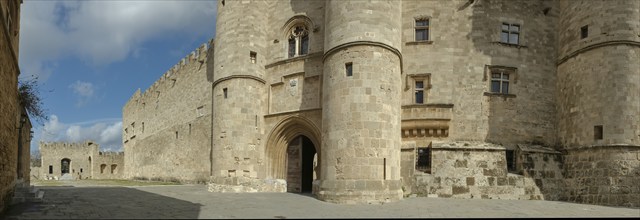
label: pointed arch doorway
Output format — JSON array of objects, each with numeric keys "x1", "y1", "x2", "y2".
[
  {"x1": 265, "y1": 116, "x2": 321, "y2": 194},
  {"x1": 286, "y1": 135, "x2": 317, "y2": 193}
]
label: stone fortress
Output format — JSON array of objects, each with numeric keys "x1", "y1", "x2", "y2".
[
  {"x1": 121, "y1": 0, "x2": 639, "y2": 207},
  {"x1": 32, "y1": 141, "x2": 124, "y2": 181}
]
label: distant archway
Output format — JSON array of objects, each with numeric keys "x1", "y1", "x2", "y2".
[
  {"x1": 265, "y1": 116, "x2": 321, "y2": 193},
  {"x1": 61, "y1": 158, "x2": 71, "y2": 174}
]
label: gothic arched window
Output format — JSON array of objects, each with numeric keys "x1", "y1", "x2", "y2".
[{"x1": 288, "y1": 25, "x2": 309, "y2": 58}]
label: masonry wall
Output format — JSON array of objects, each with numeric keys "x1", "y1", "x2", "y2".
[
  {"x1": 39, "y1": 141, "x2": 98, "y2": 180},
  {"x1": 92, "y1": 152, "x2": 125, "y2": 179},
  {"x1": 123, "y1": 43, "x2": 212, "y2": 183},
  {"x1": 17, "y1": 108, "x2": 32, "y2": 185},
  {"x1": 555, "y1": 0, "x2": 640, "y2": 207},
  {"x1": 401, "y1": 0, "x2": 558, "y2": 147},
  {"x1": 412, "y1": 142, "x2": 564, "y2": 200},
  {"x1": 0, "y1": 0, "x2": 22, "y2": 214},
  {"x1": 563, "y1": 147, "x2": 640, "y2": 207}
]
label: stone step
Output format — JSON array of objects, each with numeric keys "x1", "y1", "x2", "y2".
[
  {"x1": 11, "y1": 186, "x2": 45, "y2": 205},
  {"x1": 59, "y1": 174, "x2": 74, "y2": 180}
]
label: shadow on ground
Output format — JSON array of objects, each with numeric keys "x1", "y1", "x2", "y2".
[{"x1": 4, "y1": 186, "x2": 201, "y2": 219}]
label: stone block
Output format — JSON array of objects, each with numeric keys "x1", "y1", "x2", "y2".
[
  {"x1": 466, "y1": 177, "x2": 475, "y2": 186},
  {"x1": 497, "y1": 177, "x2": 507, "y2": 186},
  {"x1": 452, "y1": 186, "x2": 469, "y2": 195}
]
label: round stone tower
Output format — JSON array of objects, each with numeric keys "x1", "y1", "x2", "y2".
[
  {"x1": 210, "y1": 0, "x2": 269, "y2": 190},
  {"x1": 556, "y1": 0, "x2": 640, "y2": 207},
  {"x1": 318, "y1": 0, "x2": 403, "y2": 204}
]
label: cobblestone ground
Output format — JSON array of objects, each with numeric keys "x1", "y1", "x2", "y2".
[{"x1": 3, "y1": 184, "x2": 639, "y2": 219}]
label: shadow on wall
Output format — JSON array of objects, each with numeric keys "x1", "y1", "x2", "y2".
[{"x1": 4, "y1": 187, "x2": 202, "y2": 219}]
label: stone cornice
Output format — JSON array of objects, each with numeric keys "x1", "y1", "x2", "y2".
[
  {"x1": 212, "y1": 75, "x2": 266, "y2": 88},
  {"x1": 557, "y1": 40, "x2": 640, "y2": 66},
  {"x1": 323, "y1": 41, "x2": 403, "y2": 73}
]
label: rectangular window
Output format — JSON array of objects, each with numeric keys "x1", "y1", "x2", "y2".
[
  {"x1": 49, "y1": 165, "x2": 53, "y2": 174},
  {"x1": 345, "y1": 62, "x2": 353, "y2": 77},
  {"x1": 490, "y1": 71, "x2": 509, "y2": 94},
  {"x1": 176, "y1": 131, "x2": 179, "y2": 139},
  {"x1": 416, "y1": 147, "x2": 431, "y2": 174},
  {"x1": 141, "y1": 122, "x2": 144, "y2": 133},
  {"x1": 594, "y1": 125, "x2": 603, "y2": 140},
  {"x1": 250, "y1": 51, "x2": 257, "y2": 64},
  {"x1": 300, "y1": 35, "x2": 309, "y2": 55},
  {"x1": 196, "y1": 106, "x2": 205, "y2": 117},
  {"x1": 415, "y1": 19, "x2": 429, "y2": 41},
  {"x1": 223, "y1": 88, "x2": 228, "y2": 99},
  {"x1": 415, "y1": 81, "x2": 424, "y2": 104},
  {"x1": 581, "y1": 25, "x2": 589, "y2": 39},
  {"x1": 501, "y1": 23, "x2": 520, "y2": 44},
  {"x1": 288, "y1": 38, "x2": 296, "y2": 58},
  {"x1": 506, "y1": 150, "x2": 516, "y2": 173}
]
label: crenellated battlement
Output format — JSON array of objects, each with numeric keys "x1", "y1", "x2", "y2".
[
  {"x1": 142, "y1": 42, "x2": 210, "y2": 98},
  {"x1": 124, "y1": 41, "x2": 212, "y2": 105},
  {"x1": 39, "y1": 140, "x2": 100, "y2": 151}
]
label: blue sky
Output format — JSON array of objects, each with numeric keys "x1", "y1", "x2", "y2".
[{"x1": 19, "y1": 0, "x2": 217, "y2": 153}]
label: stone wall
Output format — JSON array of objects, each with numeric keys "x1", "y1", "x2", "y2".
[
  {"x1": 17, "y1": 108, "x2": 32, "y2": 185},
  {"x1": 516, "y1": 145, "x2": 565, "y2": 201},
  {"x1": 123, "y1": 43, "x2": 212, "y2": 183},
  {"x1": 92, "y1": 152, "x2": 125, "y2": 179},
  {"x1": 554, "y1": 0, "x2": 640, "y2": 207},
  {"x1": 0, "y1": 0, "x2": 22, "y2": 214},
  {"x1": 412, "y1": 142, "x2": 564, "y2": 201},
  {"x1": 401, "y1": 0, "x2": 558, "y2": 146},
  {"x1": 39, "y1": 141, "x2": 98, "y2": 180},
  {"x1": 122, "y1": 0, "x2": 640, "y2": 207},
  {"x1": 563, "y1": 147, "x2": 640, "y2": 207}
]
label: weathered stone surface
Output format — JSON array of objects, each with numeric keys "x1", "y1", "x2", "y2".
[
  {"x1": 35, "y1": 142, "x2": 124, "y2": 180},
  {"x1": 0, "y1": 0, "x2": 26, "y2": 214},
  {"x1": 113, "y1": 0, "x2": 639, "y2": 207},
  {"x1": 122, "y1": 43, "x2": 212, "y2": 184}
]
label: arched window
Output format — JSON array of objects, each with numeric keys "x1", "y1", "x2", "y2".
[
  {"x1": 288, "y1": 25, "x2": 309, "y2": 58},
  {"x1": 100, "y1": 164, "x2": 106, "y2": 174}
]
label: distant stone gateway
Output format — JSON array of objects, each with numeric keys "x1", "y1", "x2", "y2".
[
  {"x1": 119, "y1": 0, "x2": 637, "y2": 206},
  {"x1": 33, "y1": 141, "x2": 124, "y2": 181}
]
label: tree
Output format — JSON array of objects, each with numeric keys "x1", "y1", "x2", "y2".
[
  {"x1": 30, "y1": 150, "x2": 41, "y2": 167},
  {"x1": 18, "y1": 76, "x2": 48, "y2": 125}
]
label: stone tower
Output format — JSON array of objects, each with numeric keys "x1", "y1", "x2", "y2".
[
  {"x1": 318, "y1": 0, "x2": 403, "y2": 203},
  {"x1": 556, "y1": 0, "x2": 640, "y2": 205},
  {"x1": 209, "y1": 0, "x2": 270, "y2": 189}
]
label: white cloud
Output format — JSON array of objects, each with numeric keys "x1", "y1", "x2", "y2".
[
  {"x1": 69, "y1": 80, "x2": 94, "y2": 97},
  {"x1": 39, "y1": 114, "x2": 123, "y2": 152},
  {"x1": 69, "y1": 80, "x2": 95, "y2": 106},
  {"x1": 19, "y1": 0, "x2": 217, "y2": 81}
]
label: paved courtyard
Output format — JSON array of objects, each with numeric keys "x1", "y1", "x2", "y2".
[{"x1": 4, "y1": 183, "x2": 639, "y2": 219}]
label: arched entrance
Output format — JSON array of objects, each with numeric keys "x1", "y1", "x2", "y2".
[
  {"x1": 61, "y1": 158, "x2": 71, "y2": 175},
  {"x1": 286, "y1": 135, "x2": 317, "y2": 193},
  {"x1": 265, "y1": 116, "x2": 321, "y2": 194}
]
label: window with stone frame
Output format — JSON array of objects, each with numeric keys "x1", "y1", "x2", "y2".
[
  {"x1": 408, "y1": 73, "x2": 431, "y2": 104},
  {"x1": 500, "y1": 23, "x2": 520, "y2": 45},
  {"x1": 416, "y1": 147, "x2": 432, "y2": 174},
  {"x1": 415, "y1": 18, "x2": 430, "y2": 41},
  {"x1": 415, "y1": 81, "x2": 425, "y2": 104},
  {"x1": 485, "y1": 66, "x2": 517, "y2": 95},
  {"x1": 288, "y1": 25, "x2": 309, "y2": 58},
  {"x1": 491, "y1": 71, "x2": 510, "y2": 94}
]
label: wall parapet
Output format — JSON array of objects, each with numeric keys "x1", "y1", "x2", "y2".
[{"x1": 125, "y1": 40, "x2": 212, "y2": 105}]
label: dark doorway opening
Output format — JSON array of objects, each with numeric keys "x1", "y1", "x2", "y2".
[
  {"x1": 301, "y1": 136, "x2": 315, "y2": 193},
  {"x1": 286, "y1": 135, "x2": 316, "y2": 193},
  {"x1": 61, "y1": 158, "x2": 71, "y2": 174}
]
